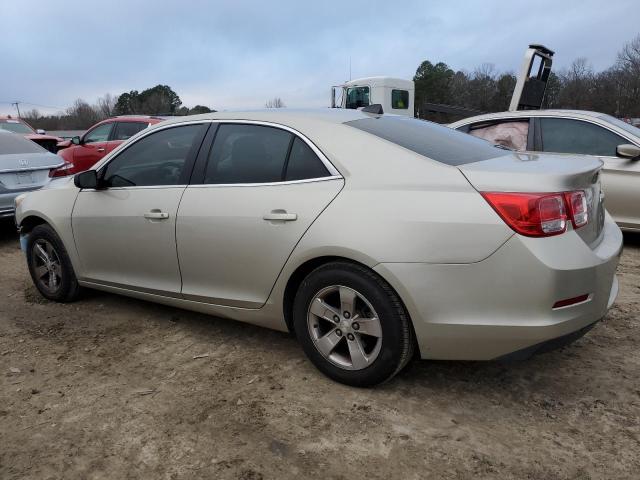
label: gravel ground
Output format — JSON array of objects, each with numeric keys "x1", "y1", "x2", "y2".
[{"x1": 0, "y1": 218, "x2": 638, "y2": 480}]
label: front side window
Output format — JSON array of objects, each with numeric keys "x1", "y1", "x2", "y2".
[
  {"x1": 103, "y1": 124, "x2": 201, "y2": 187},
  {"x1": 345, "y1": 86, "x2": 370, "y2": 109},
  {"x1": 469, "y1": 120, "x2": 529, "y2": 151},
  {"x1": 205, "y1": 124, "x2": 292, "y2": 184},
  {"x1": 392, "y1": 90, "x2": 409, "y2": 109},
  {"x1": 539, "y1": 118, "x2": 627, "y2": 157},
  {"x1": 84, "y1": 123, "x2": 113, "y2": 144},
  {"x1": 113, "y1": 122, "x2": 148, "y2": 141}
]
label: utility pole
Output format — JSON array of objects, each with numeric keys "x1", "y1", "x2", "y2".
[{"x1": 12, "y1": 101, "x2": 21, "y2": 117}]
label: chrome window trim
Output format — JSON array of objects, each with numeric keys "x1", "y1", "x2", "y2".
[
  {"x1": 85, "y1": 118, "x2": 344, "y2": 191},
  {"x1": 186, "y1": 175, "x2": 343, "y2": 188}
]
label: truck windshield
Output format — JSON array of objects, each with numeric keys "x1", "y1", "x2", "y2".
[
  {"x1": 345, "y1": 115, "x2": 508, "y2": 166},
  {"x1": 345, "y1": 87, "x2": 370, "y2": 109}
]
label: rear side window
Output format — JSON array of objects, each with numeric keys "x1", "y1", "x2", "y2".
[
  {"x1": 539, "y1": 118, "x2": 626, "y2": 156},
  {"x1": 205, "y1": 124, "x2": 292, "y2": 184},
  {"x1": 345, "y1": 116, "x2": 507, "y2": 165},
  {"x1": 285, "y1": 138, "x2": 330, "y2": 181},
  {"x1": 0, "y1": 132, "x2": 46, "y2": 155},
  {"x1": 469, "y1": 120, "x2": 529, "y2": 151},
  {"x1": 103, "y1": 124, "x2": 201, "y2": 187},
  {"x1": 392, "y1": 90, "x2": 409, "y2": 109},
  {"x1": 113, "y1": 122, "x2": 148, "y2": 141}
]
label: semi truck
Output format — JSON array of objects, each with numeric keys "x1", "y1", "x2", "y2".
[{"x1": 329, "y1": 44, "x2": 554, "y2": 117}]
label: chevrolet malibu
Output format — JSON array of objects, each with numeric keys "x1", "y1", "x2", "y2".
[{"x1": 14, "y1": 110, "x2": 622, "y2": 387}]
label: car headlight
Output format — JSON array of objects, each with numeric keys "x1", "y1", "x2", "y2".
[{"x1": 14, "y1": 193, "x2": 27, "y2": 209}]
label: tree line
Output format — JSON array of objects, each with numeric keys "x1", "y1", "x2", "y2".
[
  {"x1": 22, "y1": 85, "x2": 215, "y2": 131},
  {"x1": 415, "y1": 34, "x2": 640, "y2": 122}
]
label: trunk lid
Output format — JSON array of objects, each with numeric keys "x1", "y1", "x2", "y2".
[
  {"x1": 459, "y1": 152, "x2": 605, "y2": 247},
  {"x1": 0, "y1": 152, "x2": 64, "y2": 192}
]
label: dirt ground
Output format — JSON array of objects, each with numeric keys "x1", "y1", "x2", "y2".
[{"x1": 0, "y1": 218, "x2": 638, "y2": 480}]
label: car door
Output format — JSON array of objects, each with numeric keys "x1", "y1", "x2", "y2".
[
  {"x1": 177, "y1": 122, "x2": 343, "y2": 308},
  {"x1": 72, "y1": 122, "x2": 209, "y2": 294},
  {"x1": 536, "y1": 117, "x2": 640, "y2": 228},
  {"x1": 105, "y1": 121, "x2": 150, "y2": 154},
  {"x1": 74, "y1": 122, "x2": 114, "y2": 172}
]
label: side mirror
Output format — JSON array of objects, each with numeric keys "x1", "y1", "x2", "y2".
[
  {"x1": 36, "y1": 129, "x2": 46, "y2": 135},
  {"x1": 74, "y1": 170, "x2": 98, "y2": 189},
  {"x1": 616, "y1": 144, "x2": 640, "y2": 160},
  {"x1": 71, "y1": 136, "x2": 81, "y2": 145}
]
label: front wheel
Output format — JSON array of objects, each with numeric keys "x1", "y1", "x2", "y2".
[
  {"x1": 26, "y1": 224, "x2": 81, "y2": 302},
  {"x1": 293, "y1": 261, "x2": 415, "y2": 387}
]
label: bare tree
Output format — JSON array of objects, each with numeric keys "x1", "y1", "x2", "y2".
[
  {"x1": 265, "y1": 97, "x2": 286, "y2": 108},
  {"x1": 96, "y1": 93, "x2": 116, "y2": 119}
]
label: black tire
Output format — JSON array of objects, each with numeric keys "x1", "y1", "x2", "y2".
[
  {"x1": 26, "y1": 224, "x2": 81, "y2": 302},
  {"x1": 293, "y1": 261, "x2": 414, "y2": 387}
]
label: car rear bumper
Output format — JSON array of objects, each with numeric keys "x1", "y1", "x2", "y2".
[
  {"x1": 375, "y1": 214, "x2": 623, "y2": 360},
  {"x1": 0, "y1": 192, "x2": 19, "y2": 218}
]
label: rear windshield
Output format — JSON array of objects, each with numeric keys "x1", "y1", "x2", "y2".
[
  {"x1": 345, "y1": 116, "x2": 508, "y2": 165},
  {"x1": 0, "y1": 120, "x2": 33, "y2": 134},
  {"x1": 0, "y1": 132, "x2": 47, "y2": 155}
]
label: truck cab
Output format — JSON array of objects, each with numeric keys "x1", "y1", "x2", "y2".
[{"x1": 331, "y1": 77, "x2": 415, "y2": 116}]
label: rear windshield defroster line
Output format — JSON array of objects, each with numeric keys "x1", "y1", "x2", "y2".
[{"x1": 345, "y1": 116, "x2": 508, "y2": 166}]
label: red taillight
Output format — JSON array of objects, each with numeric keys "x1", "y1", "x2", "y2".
[
  {"x1": 482, "y1": 190, "x2": 589, "y2": 237},
  {"x1": 49, "y1": 162, "x2": 75, "y2": 178}
]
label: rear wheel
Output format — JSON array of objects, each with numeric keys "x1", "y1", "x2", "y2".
[
  {"x1": 293, "y1": 261, "x2": 414, "y2": 387},
  {"x1": 26, "y1": 224, "x2": 80, "y2": 302}
]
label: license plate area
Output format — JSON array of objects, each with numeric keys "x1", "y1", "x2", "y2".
[{"x1": 15, "y1": 171, "x2": 34, "y2": 185}]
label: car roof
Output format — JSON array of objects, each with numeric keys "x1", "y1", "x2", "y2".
[
  {"x1": 158, "y1": 108, "x2": 376, "y2": 130},
  {"x1": 450, "y1": 109, "x2": 606, "y2": 126}
]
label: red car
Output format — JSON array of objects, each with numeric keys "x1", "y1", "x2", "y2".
[
  {"x1": 54, "y1": 116, "x2": 167, "y2": 177},
  {"x1": 0, "y1": 116, "x2": 63, "y2": 153}
]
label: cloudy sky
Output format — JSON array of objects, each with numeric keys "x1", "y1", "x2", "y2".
[{"x1": 1, "y1": 0, "x2": 638, "y2": 115}]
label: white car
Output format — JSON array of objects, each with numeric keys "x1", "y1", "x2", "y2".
[
  {"x1": 450, "y1": 110, "x2": 640, "y2": 231},
  {"x1": 15, "y1": 110, "x2": 622, "y2": 386}
]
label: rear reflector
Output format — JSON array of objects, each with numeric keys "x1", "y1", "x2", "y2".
[
  {"x1": 481, "y1": 190, "x2": 589, "y2": 238},
  {"x1": 552, "y1": 294, "x2": 590, "y2": 309},
  {"x1": 49, "y1": 162, "x2": 75, "y2": 178}
]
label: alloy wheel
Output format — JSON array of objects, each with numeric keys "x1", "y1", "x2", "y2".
[
  {"x1": 307, "y1": 285, "x2": 383, "y2": 370},
  {"x1": 31, "y1": 239, "x2": 63, "y2": 294}
]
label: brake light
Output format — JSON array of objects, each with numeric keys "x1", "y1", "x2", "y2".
[
  {"x1": 49, "y1": 162, "x2": 75, "y2": 178},
  {"x1": 482, "y1": 190, "x2": 588, "y2": 237}
]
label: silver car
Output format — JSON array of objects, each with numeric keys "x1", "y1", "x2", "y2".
[
  {"x1": 450, "y1": 110, "x2": 640, "y2": 231},
  {"x1": 0, "y1": 130, "x2": 63, "y2": 218},
  {"x1": 15, "y1": 110, "x2": 622, "y2": 386}
]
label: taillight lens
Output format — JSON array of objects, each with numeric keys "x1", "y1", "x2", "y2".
[
  {"x1": 49, "y1": 162, "x2": 75, "y2": 178},
  {"x1": 482, "y1": 190, "x2": 588, "y2": 237},
  {"x1": 564, "y1": 191, "x2": 588, "y2": 228}
]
